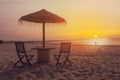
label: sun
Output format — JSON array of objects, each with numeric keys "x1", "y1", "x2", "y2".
[{"x1": 94, "y1": 34, "x2": 98, "y2": 38}]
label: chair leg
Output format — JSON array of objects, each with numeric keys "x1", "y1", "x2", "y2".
[
  {"x1": 14, "y1": 56, "x2": 25, "y2": 67},
  {"x1": 54, "y1": 55, "x2": 61, "y2": 66},
  {"x1": 67, "y1": 59, "x2": 72, "y2": 66},
  {"x1": 54, "y1": 56, "x2": 59, "y2": 66},
  {"x1": 25, "y1": 55, "x2": 34, "y2": 66},
  {"x1": 64, "y1": 56, "x2": 72, "y2": 66},
  {"x1": 28, "y1": 55, "x2": 34, "y2": 66}
]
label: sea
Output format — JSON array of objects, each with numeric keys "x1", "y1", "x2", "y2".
[
  {"x1": 2, "y1": 38, "x2": 120, "y2": 46},
  {"x1": 70, "y1": 38, "x2": 120, "y2": 46},
  {"x1": 42, "y1": 38, "x2": 120, "y2": 46}
]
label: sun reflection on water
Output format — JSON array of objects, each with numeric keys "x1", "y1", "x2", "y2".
[
  {"x1": 71, "y1": 38, "x2": 110, "y2": 45},
  {"x1": 87, "y1": 38, "x2": 109, "y2": 45}
]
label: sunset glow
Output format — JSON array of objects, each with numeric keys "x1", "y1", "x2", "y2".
[
  {"x1": 0, "y1": 0, "x2": 120, "y2": 41},
  {"x1": 94, "y1": 35, "x2": 98, "y2": 38}
]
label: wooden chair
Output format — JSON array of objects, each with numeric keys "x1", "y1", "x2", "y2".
[
  {"x1": 54, "y1": 42, "x2": 72, "y2": 66},
  {"x1": 14, "y1": 42, "x2": 34, "y2": 67}
]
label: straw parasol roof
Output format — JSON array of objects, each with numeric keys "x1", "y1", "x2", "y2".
[
  {"x1": 19, "y1": 9, "x2": 66, "y2": 23},
  {"x1": 19, "y1": 9, "x2": 67, "y2": 48}
]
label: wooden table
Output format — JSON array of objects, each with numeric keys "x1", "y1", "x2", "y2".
[{"x1": 31, "y1": 47, "x2": 55, "y2": 63}]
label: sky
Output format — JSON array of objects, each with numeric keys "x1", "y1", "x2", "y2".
[{"x1": 0, "y1": 0, "x2": 120, "y2": 41}]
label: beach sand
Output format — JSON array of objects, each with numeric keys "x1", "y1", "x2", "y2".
[{"x1": 0, "y1": 42, "x2": 120, "y2": 80}]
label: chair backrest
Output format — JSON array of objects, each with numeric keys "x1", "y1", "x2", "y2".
[
  {"x1": 60, "y1": 42, "x2": 71, "y2": 55},
  {"x1": 15, "y1": 42, "x2": 26, "y2": 54}
]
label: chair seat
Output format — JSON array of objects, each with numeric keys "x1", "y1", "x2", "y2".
[
  {"x1": 26, "y1": 55, "x2": 34, "y2": 57},
  {"x1": 54, "y1": 54, "x2": 68, "y2": 57}
]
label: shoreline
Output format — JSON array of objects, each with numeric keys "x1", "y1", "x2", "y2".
[{"x1": 2, "y1": 41, "x2": 120, "y2": 47}]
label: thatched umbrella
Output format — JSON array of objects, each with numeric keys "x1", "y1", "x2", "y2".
[{"x1": 19, "y1": 9, "x2": 66, "y2": 48}]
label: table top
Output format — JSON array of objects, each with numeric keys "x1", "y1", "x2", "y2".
[{"x1": 31, "y1": 47, "x2": 55, "y2": 50}]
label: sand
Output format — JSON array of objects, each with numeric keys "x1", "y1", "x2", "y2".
[{"x1": 0, "y1": 42, "x2": 120, "y2": 80}]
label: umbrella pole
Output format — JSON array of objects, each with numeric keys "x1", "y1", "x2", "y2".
[{"x1": 43, "y1": 22, "x2": 45, "y2": 48}]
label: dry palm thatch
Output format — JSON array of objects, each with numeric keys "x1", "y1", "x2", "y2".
[{"x1": 19, "y1": 9, "x2": 67, "y2": 48}]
